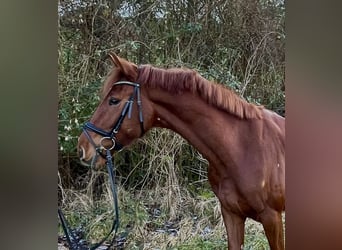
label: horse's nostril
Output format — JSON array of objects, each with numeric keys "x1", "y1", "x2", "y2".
[{"x1": 78, "y1": 147, "x2": 85, "y2": 160}]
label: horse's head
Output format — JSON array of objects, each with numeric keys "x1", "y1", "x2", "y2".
[{"x1": 77, "y1": 53, "x2": 154, "y2": 167}]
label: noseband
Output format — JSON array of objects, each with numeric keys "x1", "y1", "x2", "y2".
[{"x1": 83, "y1": 81, "x2": 144, "y2": 159}]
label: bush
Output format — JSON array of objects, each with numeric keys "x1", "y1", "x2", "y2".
[{"x1": 58, "y1": 0, "x2": 284, "y2": 246}]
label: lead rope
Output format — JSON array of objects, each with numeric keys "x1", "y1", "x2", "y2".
[
  {"x1": 58, "y1": 149, "x2": 120, "y2": 250},
  {"x1": 89, "y1": 149, "x2": 120, "y2": 250}
]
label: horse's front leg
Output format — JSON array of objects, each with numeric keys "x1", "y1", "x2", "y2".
[
  {"x1": 221, "y1": 206, "x2": 246, "y2": 250},
  {"x1": 257, "y1": 207, "x2": 284, "y2": 250}
]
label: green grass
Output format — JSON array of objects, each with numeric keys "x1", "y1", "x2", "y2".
[{"x1": 58, "y1": 176, "x2": 282, "y2": 250}]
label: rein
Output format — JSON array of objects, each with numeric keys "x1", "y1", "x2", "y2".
[
  {"x1": 58, "y1": 151, "x2": 119, "y2": 250},
  {"x1": 58, "y1": 81, "x2": 144, "y2": 249}
]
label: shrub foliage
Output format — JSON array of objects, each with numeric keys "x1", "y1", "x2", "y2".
[{"x1": 58, "y1": 0, "x2": 284, "y2": 246}]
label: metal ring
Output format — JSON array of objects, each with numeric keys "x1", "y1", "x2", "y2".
[{"x1": 99, "y1": 137, "x2": 116, "y2": 150}]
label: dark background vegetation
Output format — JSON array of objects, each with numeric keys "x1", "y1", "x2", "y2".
[
  {"x1": 58, "y1": 0, "x2": 284, "y2": 248},
  {"x1": 58, "y1": 0, "x2": 284, "y2": 185}
]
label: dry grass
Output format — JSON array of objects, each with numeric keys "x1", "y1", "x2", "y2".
[
  {"x1": 58, "y1": 184, "x2": 279, "y2": 249},
  {"x1": 58, "y1": 150, "x2": 283, "y2": 250}
]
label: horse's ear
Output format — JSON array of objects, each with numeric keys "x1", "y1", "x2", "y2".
[
  {"x1": 108, "y1": 52, "x2": 138, "y2": 81},
  {"x1": 108, "y1": 52, "x2": 123, "y2": 68}
]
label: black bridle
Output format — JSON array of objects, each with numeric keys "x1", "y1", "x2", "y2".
[
  {"x1": 83, "y1": 81, "x2": 145, "y2": 159},
  {"x1": 58, "y1": 81, "x2": 145, "y2": 250}
]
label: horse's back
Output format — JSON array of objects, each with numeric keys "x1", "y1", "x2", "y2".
[{"x1": 264, "y1": 108, "x2": 285, "y2": 128}]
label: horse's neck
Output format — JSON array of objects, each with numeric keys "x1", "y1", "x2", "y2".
[{"x1": 149, "y1": 90, "x2": 242, "y2": 166}]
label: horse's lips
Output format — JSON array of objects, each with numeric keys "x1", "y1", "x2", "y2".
[
  {"x1": 80, "y1": 153, "x2": 108, "y2": 169},
  {"x1": 80, "y1": 158, "x2": 92, "y2": 167}
]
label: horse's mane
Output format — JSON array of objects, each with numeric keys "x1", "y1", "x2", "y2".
[{"x1": 137, "y1": 65, "x2": 263, "y2": 119}]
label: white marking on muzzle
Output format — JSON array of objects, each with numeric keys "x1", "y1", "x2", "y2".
[{"x1": 79, "y1": 146, "x2": 85, "y2": 160}]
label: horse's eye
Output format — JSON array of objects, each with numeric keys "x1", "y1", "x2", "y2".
[{"x1": 109, "y1": 97, "x2": 121, "y2": 106}]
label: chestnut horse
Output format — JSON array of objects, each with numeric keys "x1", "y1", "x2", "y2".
[{"x1": 77, "y1": 53, "x2": 285, "y2": 250}]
